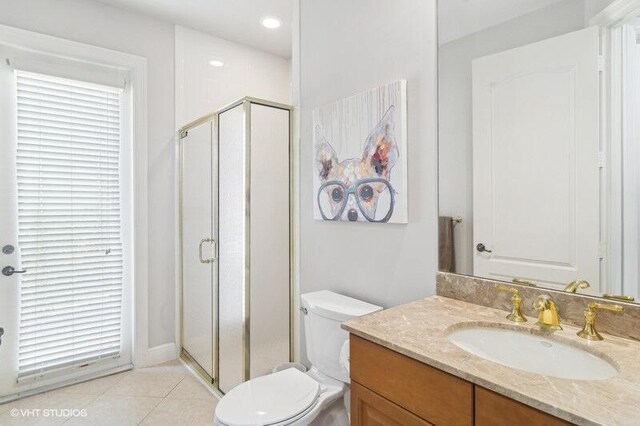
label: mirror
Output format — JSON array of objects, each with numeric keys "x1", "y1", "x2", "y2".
[{"x1": 438, "y1": 0, "x2": 640, "y2": 302}]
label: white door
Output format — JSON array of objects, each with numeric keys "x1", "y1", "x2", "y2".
[
  {"x1": 180, "y1": 122, "x2": 216, "y2": 380},
  {"x1": 472, "y1": 26, "x2": 601, "y2": 293},
  {"x1": 0, "y1": 50, "x2": 132, "y2": 399}
]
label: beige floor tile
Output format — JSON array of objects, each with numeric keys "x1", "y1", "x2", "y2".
[
  {"x1": 137, "y1": 359, "x2": 188, "y2": 377},
  {"x1": 104, "y1": 370, "x2": 183, "y2": 398},
  {"x1": 0, "y1": 360, "x2": 207, "y2": 425},
  {"x1": 0, "y1": 389, "x2": 97, "y2": 426},
  {"x1": 140, "y1": 397, "x2": 216, "y2": 426},
  {"x1": 165, "y1": 375, "x2": 217, "y2": 402},
  {"x1": 57, "y1": 373, "x2": 125, "y2": 396},
  {"x1": 0, "y1": 410, "x2": 67, "y2": 426},
  {"x1": 0, "y1": 400, "x2": 11, "y2": 415},
  {"x1": 64, "y1": 395, "x2": 161, "y2": 426}
]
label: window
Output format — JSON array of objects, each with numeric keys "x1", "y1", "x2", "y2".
[{"x1": 15, "y1": 70, "x2": 124, "y2": 377}]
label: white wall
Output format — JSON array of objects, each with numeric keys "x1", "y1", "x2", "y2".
[
  {"x1": 298, "y1": 0, "x2": 438, "y2": 312},
  {"x1": 0, "y1": 0, "x2": 176, "y2": 349},
  {"x1": 585, "y1": 0, "x2": 616, "y2": 22},
  {"x1": 0, "y1": 0, "x2": 294, "y2": 361},
  {"x1": 438, "y1": 0, "x2": 587, "y2": 275},
  {"x1": 175, "y1": 26, "x2": 291, "y2": 127}
]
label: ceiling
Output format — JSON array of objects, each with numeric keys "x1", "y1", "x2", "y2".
[
  {"x1": 95, "y1": 0, "x2": 293, "y2": 58},
  {"x1": 439, "y1": 0, "x2": 564, "y2": 45}
]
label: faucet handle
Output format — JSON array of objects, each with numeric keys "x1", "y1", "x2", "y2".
[
  {"x1": 588, "y1": 302, "x2": 624, "y2": 313},
  {"x1": 512, "y1": 278, "x2": 537, "y2": 287},
  {"x1": 495, "y1": 284, "x2": 527, "y2": 323},
  {"x1": 603, "y1": 294, "x2": 635, "y2": 302},
  {"x1": 577, "y1": 302, "x2": 624, "y2": 341}
]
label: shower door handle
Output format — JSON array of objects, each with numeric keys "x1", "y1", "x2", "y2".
[{"x1": 198, "y1": 238, "x2": 217, "y2": 264}]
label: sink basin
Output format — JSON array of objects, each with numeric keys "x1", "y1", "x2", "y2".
[{"x1": 447, "y1": 325, "x2": 618, "y2": 380}]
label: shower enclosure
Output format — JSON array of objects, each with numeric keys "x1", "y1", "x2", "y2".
[{"x1": 178, "y1": 97, "x2": 292, "y2": 394}]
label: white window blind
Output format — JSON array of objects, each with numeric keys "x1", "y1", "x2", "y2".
[{"x1": 16, "y1": 70, "x2": 124, "y2": 378}]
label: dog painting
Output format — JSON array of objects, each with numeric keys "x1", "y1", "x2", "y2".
[{"x1": 313, "y1": 80, "x2": 408, "y2": 223}]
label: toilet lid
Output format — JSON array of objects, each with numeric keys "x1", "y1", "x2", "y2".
[{"x1": 215, "y1": 368, "x2": 321, "y2": 426}]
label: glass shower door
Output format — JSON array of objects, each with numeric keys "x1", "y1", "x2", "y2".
[{"x1": 180, "y1": 121, "x2": 217, "y2": 381}]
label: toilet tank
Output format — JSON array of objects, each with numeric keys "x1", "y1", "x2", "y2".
[{"x1": 301, "y1": 291, "x2": 382, "y2": 383}]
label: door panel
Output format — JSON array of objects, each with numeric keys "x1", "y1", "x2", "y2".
[
  {"x1": 0, "y1": 48, "x2": 21, "y2": 398},
  {"x1": 351, "y1": 382, "x2": 433, "y2": 426},
  {"x1": 217, "y1": 104, "x2": 245, "y2": 393},
  {"x1": 249, "y1": 105, "x2": 291, "y2": 378},
  {"x1": 0, "y1": 51, "x2": 132, "y2": 399},
  {"x1": 181, "y1": 122, "x2": 215, "y2": 378},
  {"x1": 472, "y1": 26, "x2": 601, "y2": 292}
]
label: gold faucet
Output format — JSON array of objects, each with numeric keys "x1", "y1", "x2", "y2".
[
  {"x1": 564, "y1": 280, "x2": 590, "y2": 293},
  {"x1": 533, "y1": 295, "x2": 562, "y2": 330},
  {"x1": 512, "y1": 278, "x2": 537, "y2": 287},
  {"x1": 495, "y1": 284, "x2": 527, "y2": 322},
  {"x1": 577, "y1": 302, "x2": 624, "y2": 341}
]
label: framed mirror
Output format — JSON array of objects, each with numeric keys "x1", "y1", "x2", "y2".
[{"x1": 438, "y1": 0, "x2": 640, "y2": 303}]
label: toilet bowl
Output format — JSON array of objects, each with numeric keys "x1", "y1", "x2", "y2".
[
  {"x1": 215, "y1": 367, "x2": 345, "y2": 426},
  {"x1": 214, "y1": 291, "x2": 382, "y2": 426}
]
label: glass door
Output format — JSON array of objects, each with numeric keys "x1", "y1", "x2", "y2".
[
  {"x1": 179, "y1": 120, "x2": 217, "y2": 382},
  {"x1": 0, "y1": 52, "x2": 131, "y2": 400}
]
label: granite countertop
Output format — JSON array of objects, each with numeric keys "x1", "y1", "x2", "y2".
[{"x1": 342, "y1": 295, "x2": 640, "y2": 426}]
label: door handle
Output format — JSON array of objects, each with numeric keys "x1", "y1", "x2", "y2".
[
  {"x1": 2, "y1": 266, "x2": 26, "y2": 276},
  {"x1": 198, "y1": 238, "x2": 217, "y2": 264},
  {"x1": 476, "y1": 243, "x2": 492, "y2": 253},
  {"x1": 0, "y1": 327, "x2": 3, "y2": 346}
]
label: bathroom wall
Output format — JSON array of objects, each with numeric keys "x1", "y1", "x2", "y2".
[
  {"x1": 438, "y1": 0, "x2": 589, "y2": 275},
  {"x1": 175, "y1": 26, "x2": 291, "y2": 128},
  {"x1": 0, "y1": 0, "x2": 176, "y2": 350},
  {"x1": 297, "y1": 0, "x2": 439, "y2": 310},
  {"x1": 585, "y1": 0, "x2": 616, "y2": 22},
  {"x1": 0, "y1": 0, "x2": 294, "y2": 360}
]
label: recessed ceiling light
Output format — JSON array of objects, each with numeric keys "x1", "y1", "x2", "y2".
[
  {"x1": 209, "y1": 59, "x2": 224, "y2": 67},
  {"x1": 260, "y1": 16, "x2": 282, "y2": 29}
]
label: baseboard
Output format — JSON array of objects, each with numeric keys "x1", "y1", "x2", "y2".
[{"x1": 135, "y1": 342, "x2": 179, "y2": 367}]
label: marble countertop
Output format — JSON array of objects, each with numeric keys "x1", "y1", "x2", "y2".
[{"x1": 342, "y1": 296, "x2": 640, "y2": 426}]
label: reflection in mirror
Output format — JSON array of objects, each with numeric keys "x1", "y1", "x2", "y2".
[{"x1": 438, "y1": 0, "x2": 640, "y2": 302}]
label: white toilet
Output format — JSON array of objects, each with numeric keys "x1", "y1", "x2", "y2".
[{"x1": 214, "y1": 290, "x2": 382, "y2": 426}]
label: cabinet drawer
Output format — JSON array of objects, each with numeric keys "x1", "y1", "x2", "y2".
[
  {"x1": 352, "y1": 381, "x2": 433, "y2": 426},
  {"x1": 350, "y1": 334, "x2": 473, "y2": 426},
  {"x1": 475, "y1": 387, "x2": 574, "y2": 426}
]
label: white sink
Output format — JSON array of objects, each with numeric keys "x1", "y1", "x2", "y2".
[{"x1": 447, "y1": 326, "x2": 618, "y2": 380}]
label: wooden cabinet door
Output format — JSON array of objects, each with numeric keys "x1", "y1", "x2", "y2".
[
  {"x1": 350, "y1": 335, "x2": 473, "y2": 425},
  {"x1": 475, "y1": 387, "x2": 574, "y2": 426},
  {"x1": 351, "y1": 381, "x2": 433, "y2": 426}
]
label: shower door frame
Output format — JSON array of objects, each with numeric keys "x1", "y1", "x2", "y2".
[
  {"x1": 177, "y1": 97, "x2": 294, "y2": 395},
  {"x1": 178, "y1": 114, "x2": 219, "y2": 387}
]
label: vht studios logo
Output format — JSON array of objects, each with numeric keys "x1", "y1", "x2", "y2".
[{"x1": 10, "y1": 408, "x2": 88, "y2": 418}]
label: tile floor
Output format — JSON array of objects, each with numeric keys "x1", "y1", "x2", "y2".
[{"x1": 0, "y1": 360, "x2": 219, "y2": 425}]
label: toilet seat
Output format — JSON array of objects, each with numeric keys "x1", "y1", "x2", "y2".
[{"x1": 215, "y1": 368, "x2": 321, "y2": 426}]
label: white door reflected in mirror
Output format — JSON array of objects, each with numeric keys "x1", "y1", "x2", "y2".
[{"x1": 438, "y1": 0, "x2": 640, "y2": 302}]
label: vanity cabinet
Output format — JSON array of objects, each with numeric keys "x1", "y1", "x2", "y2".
[
  {"x1": 351, "y1": 382, "x2": 433, "y2": 426},
  {"x1": 350, "y1": 335, "x2": 473, "y2": 425},
  {"x1": 350, "y1": 335, "x2": 573, "y2": 426},
  {"x1": 475, "y1": 387, "x2": 571, "y2": 426}
]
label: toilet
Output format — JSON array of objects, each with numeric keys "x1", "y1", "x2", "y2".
[{"x1": 214, "y1": 290, "x2": 382, "y2": 426}]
